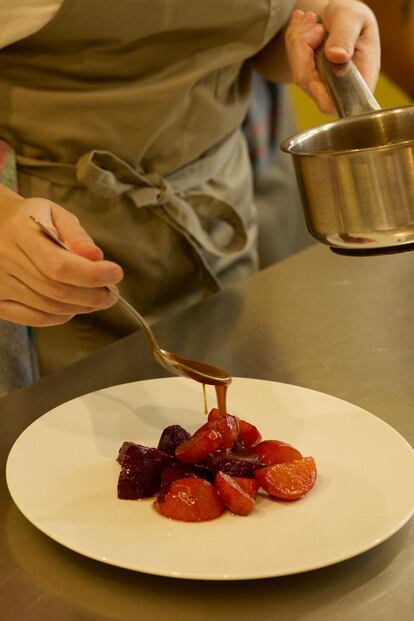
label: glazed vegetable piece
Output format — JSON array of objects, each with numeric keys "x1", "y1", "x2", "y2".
[
  {"x1": 204, "y1": 451, "x2": 266, "y2": 478},
  {"x1": 157, "y1": 424, "x2": 191, "y2": 455},
  {"x1": 206, "y1": 414, "x2": 239, "y2": 449},
  {"x1": 255, "y1": 457, "x2": 317, "y2": 501},
  {"x1": 237, "y1": 419, "x2": 262, "y2": 448},
  {"x1": 117, "y1": 444, "x2": 172, "y2": 499},
  {"x1": 158, "y1": 462, "x2": 213, "y2": 500},
  {"x1": 214, "y1": 471, "x2": 255, "y2": 516},
  {"x1": 207, "y1": 408, "x2": 261, "y2": 448},
  {"x1": 154, "y1": 477, "x2": 225, "y2": 522},
  {"x1": 250, "y1": 440, "x2": 302, "y2": 465},
  {"x1": 175, "y1": 414, "x2": 239, "y2": 462},
  {"x1": 175, "y1": 427, "x2": 223, "y2": 463},
  {"x1": 232, "y1": 476, "x2": 260, "y2": 498}
]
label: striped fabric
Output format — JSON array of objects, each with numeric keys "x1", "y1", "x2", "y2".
[
  {"x1": 0, "y1": 139, "x2": 17, "y2": 190},
  {"x1": 243, "y1": 73, "x2": 281, "y2": 181},
  {"x1": 0, "y1": 139, "x2": 38, "y2": 396}
]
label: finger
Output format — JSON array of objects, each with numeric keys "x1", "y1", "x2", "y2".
[
  {"x1": 21, "y1": 231, "x2": 124, "y2": 288},
  {"x1": 351, "y1": 28, "x2": 381, "y2": 92},
  {"x1": 3, "y1": 199, "x2": 121, "y2": 290},
  {"x1": 0, "y1": 300, "x2": 75, "y2": 327},
  {"x1": 308, "y1": 81, "x2": 336, "y2": 115},
  {"x1": 5, "y1": 274, "x2": 116, "y2": 316},
  {"x1": 1, "y1": 236, "x2": 119, "y2": 311},
  {"x1": 322, "y1": 3, "x2": 380, "y2": 91},
  {"x1": 324, "y1": 15, "x2": 361, "y2": 64},
  {"x1": 51, "y1": 203, "x2": 104, "y2": 260},
  {"x1": 286, "y1": 12, "x2": 326, "y2": 88}
]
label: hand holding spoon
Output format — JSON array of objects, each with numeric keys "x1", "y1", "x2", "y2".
[{"x1": 31, "y1": 217, "x2": 232, "y2": 390}]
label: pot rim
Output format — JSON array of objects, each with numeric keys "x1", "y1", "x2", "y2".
[{"x1": 280, "y1": 105, "x2": 414, "y2": 157}]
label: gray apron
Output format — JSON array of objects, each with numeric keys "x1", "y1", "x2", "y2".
[{"x1": 0, "y1": 0, "x2": 294, "y2": 374}]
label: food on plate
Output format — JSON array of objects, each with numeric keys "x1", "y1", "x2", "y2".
[
  {"x1": 116, "y1": 409, "x2": 317, "y2": 520},
  {"x1": 203, "y1": 450, "x2": 265, "y2": 478},
  {"x1": 247, "y1": 439, "x2": 303, "y2": 465},
  {"x1": 154, "y1": 477, "x2": 225, "y2": 522},
  {"x1": 214, "y1": 471, "x2": 255, "y2": 516},
  {"x1": 208, "y1": 408, "x2": 261, "y2": 448},
  {"x1": 157, "y1": 424, "x2": 191, "y2": 455},
  {"x1": 255, "y1": 458, "x2": 317, "y2": 500},
  {"x1": 117, "y1": 442, "x2": 174, "y2": 499}
]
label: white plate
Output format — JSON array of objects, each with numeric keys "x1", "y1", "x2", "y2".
[{"x1": 6, "y1": 377, "x2": 414, "y2": 580}]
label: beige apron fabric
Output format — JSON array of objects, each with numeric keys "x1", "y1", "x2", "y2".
[{"x1": 0, "y1": 0, "x2": 294, "y2": 374}]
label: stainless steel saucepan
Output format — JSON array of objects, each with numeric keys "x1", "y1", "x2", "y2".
[{"x1": 280, "y1": 52, "x2": 414, "y2": 255}]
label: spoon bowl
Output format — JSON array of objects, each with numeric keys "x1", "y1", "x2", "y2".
[{"x1": 157, "y1": 350, "x2": 231, "y2": 385}]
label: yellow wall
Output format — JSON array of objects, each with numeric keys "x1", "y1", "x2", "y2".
[{"x1": 289, "y1": 74, "x2": 413, "y2": 131}]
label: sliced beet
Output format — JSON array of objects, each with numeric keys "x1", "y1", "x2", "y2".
[
  {"x1": 117, "y1": 443, "x2": 171, "y2": 500},
  {"x1": 117, "y1": 441, "x2": 139, "y2": 466},
  {"x1": 158, "y1": 462, "x2": 214, "y2": 500},
  {"x1": 204, "y1": 451, "x2": 266, "y2": 478},
  {"x1": 157, "y1": 425, "x2": 191, "y2": 455},
  {"x1": 154, "y1": 477, "x2": 225, "y2": 522}
]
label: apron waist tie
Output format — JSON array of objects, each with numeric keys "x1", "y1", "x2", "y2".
[{"x1": 17, "y1": 131, "x2": 248, "y2": 293}]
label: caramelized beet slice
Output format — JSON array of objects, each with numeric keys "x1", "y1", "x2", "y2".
[
  {"x1": 250, "y1": 440, "x2": 302, "y2": 465},
  {"x1": 232, "y1": 476, "x2": 260, "y2": 498},
  {"x1": 214, "y1": 471, "x2": 255, "y2": 516},
  {"x1": 154, "y1": 477, "x2": 225, "y2": 522},
  {"x1": 175, "y1": 427, "x2": 223, "y2": 463},
  {"x1": 237, "y1": 419, "x2": 262, "y2": 448},
  {"x1": 157, "y1": 425, "x2": 191, "y2": 455},
  {"x1": 204, "y1": 451, "x2": 266, "y2": 478},
  {"x1": 159, "y1": 463, "x2": 213, "y2": 499},
  {"x1": 255, "y1": 457, "x2": 317, "y2": 500},
  {"x1": 158, "y1": 464, "x2": 197, "y2": 500},
  {"x1": 117, "y1": 441, "x2": 139, "y2": 466},
  {"x1": 117, "y1": 443, "x2": 171, "y2": 500}
]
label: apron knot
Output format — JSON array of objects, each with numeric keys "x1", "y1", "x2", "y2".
[
  {"x1": 131, "y1": 173, "x2": 176, "y2": 208},
  {"x1": 73, "y1": 133, "x2": 250, "y2": 292}
]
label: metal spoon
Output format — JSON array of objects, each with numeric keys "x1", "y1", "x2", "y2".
[{"x1": 30, "y1": 217, "x2": 231, "y2": 386}]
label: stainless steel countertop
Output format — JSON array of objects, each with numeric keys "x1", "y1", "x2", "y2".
[{"x1": 1, "y1": 243, "x2": 414, "y2": 620}]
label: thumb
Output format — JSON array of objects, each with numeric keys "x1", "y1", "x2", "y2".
[
  {"x1": 50, "y1": 203, "x2": 104, "y2": 261},
  {"x1": 323, "y1": 13, "x2": 360, "y2": 64}
]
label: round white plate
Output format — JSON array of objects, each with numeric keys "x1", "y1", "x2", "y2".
[{"x1": 6, "y1": 377, "x2": 414, "y2": 580}]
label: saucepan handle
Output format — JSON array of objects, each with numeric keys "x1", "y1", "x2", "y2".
[{"x1": 315, "y1": 47, "x2": 381, "y2": 118}]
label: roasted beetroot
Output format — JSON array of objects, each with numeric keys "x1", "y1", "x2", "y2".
[
  {"x1": 214, "y1": 471, "x2": 255, "y2": 516},
  {"x1": 154, "y1": 477, "x2": 225, "y2": 522},
  {"x1": 157, "y1": 425, "x2": 191, "y2": 455},
  {"x1": 117, "y1": 443, "x2": 172, "y2": 500},
  {"x1": 158, "y1": 463, "x2": 213, "y2": 500},
  {"x1": 175, "y1": 427, "x2": 223, "y2": 463},
  {"x1": 117, "y1": 441, "x2": 138, "y2": 466},
  {"x1": 203, "y1": 451, "x2": 266, "y2": 478},
  {"x1": 117, "y1": 413, "x2": 317, "y2": 521}
]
